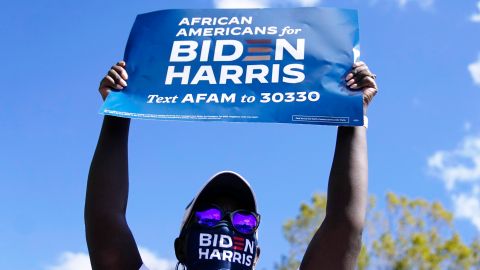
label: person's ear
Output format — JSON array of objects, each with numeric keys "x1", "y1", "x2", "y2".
[
  {"x1": 174, "y1": 237, "x2": 186, "y2": 263},
  {"x1": 253, "y1": 246, "x2": 261, "y2": 267}
]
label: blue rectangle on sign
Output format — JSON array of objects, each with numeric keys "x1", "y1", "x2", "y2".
[{"x1": 100, "y1": 7, "x2": 363, "y2": 126}]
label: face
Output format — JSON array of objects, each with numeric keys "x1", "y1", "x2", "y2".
[
  {"x1": 209, "y1": 195, "x2": 243, "y2": 212},
  {"x1": 176, "y1": 195, "x2": 261, "y2": 270}
]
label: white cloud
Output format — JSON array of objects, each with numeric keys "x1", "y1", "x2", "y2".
[
  {"x1": 46, "y1": 247, "x2": 175, "y2": 270},
  {"x1": 214, "y1": 0, "x2": 438, "y2": 9},
  {"x1": 395, "y1": 0, "x2": 434, "y2": 9},
  {"x1": 213, "y1": 0, "x2": 270, "y2": 9},
  {"x1": 428, "y1": 134, "x2": 480, "y2": 231},
  {"x1": 452, "y1": 187, "x2": 480, "y2": 231},
  {"x1": 469, "y1": 55, "x2": 480, "y2": 86},
  {"x1": 139, "y1": 248, "x2": 176, "y2": 270},
  {"x1": 46, "y1": 252, "x2": 91, "y2": 270},
  {"x1": 471, "y1": 1, "x2": 480, "y2": 22},
  {"x1": 213, "y1": 0, "x2": 322, "y2": 8},
  {"x1": 292, "y1": 0, "x2": 322, "y2": 7},
  {"x1": 428, "y1": 135, "x2": 480, "y2": 190}
]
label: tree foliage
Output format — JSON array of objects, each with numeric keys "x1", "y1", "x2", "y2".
[{"x1": 275, "y1": 192, "x2": 480, "y2": 270}]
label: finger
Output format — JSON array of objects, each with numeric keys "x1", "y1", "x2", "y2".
[
  {"x1": 99, "y1": 78, "x2": 121, "y2": 100},
  {"x1": 347, "y1": 66, "x2": 369, "y2": 84},
  {"x1": 102, "y1": 75, "x2": 116, "y2": 88},
  {"x1": 348, "y1": 66, "x2": 375, "y2": 86},
  {"x1": 357, "y1": 76, "x2": 377, "y2": 89},
  {"x1": 351, "y1": 76, "x2": 377, "y2": 90},
  {"x1": 347, "y1": 77, "x2": 355, "y2": 86},
  {"x1": 108, "y1": 68, "x2": 127, "y2": 87},
  {"x1": 117, "y1": 60, "x2": 126, "y2": 67},
  {"x1": 353, "y1": 65, "x2": 369, "y2": 76},
  {"x1": 100, "y1": 75, "x2": 123, "y2": 91},
  {"x1": 350, "y1": 69, "x2": 373, "y2": 85},
  {"x1": 111, "y1": 65, "x2": 129, "y2": 80},
  {"x1": 345, "y1": 72, "x2": 354, "y2": 81},
  {"x1": 353, "y1": 61, "x2": 365, "y2": 68},
  {"x1": 99, "y1": 76, "x2": 113, "y2": 91},
  {"x1": 347, "y1": 70, "x2": 370, "y2": 86}
]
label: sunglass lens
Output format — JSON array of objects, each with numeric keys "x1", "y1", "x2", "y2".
[
  {"x1": 232, "y1": 211, "x2": 257, "y2": 234},
  {"x1": 196, "y1": 208, "x2": 222, "y2": 227}
]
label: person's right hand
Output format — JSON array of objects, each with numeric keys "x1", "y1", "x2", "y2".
[{"x1": 99, "y1": 61, "x2": 129, "y2": 100}]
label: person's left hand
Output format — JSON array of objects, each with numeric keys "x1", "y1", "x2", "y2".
[{"x1": 345, "y1": 61, "x2": 378, "y2": 114}]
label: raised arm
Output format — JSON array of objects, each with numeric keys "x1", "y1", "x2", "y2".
[
  {"x1": 300, "y1": 62, "x2": 378, "y2": 270},
  {"x1": 85, "y1": 61, "x2": 143, "y2": 270}
]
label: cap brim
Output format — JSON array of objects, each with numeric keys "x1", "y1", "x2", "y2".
[{"x1": 179, "y1": 171, "x2": 257, "y2": 234}]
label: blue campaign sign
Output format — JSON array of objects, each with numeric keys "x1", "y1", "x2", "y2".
[{"x1": 100, "y1": 7, "x2": 363, "y2": 126}]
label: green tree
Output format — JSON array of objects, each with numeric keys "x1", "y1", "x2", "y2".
[{"x1": 276, "y1": 192, "x2": 480, "y2": 270}]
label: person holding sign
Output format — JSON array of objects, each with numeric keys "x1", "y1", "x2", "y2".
[{"x1": 85, "y1": 59, "x2": 377, "y2": 270}]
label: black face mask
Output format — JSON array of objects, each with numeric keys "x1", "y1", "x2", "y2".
[{"x1": 183, "y1": 223, "x2": 258, "y2": 270}]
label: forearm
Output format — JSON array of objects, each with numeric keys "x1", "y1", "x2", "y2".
[
  {"x1": 85, "y1": 116, "x2": 131, "y2": 223},
  {"x1": 300, "y1": 62, "x2": 375, "y2": 270},
  {"x1": 84, "y1": 63, "x2": 143, "y2": 269},
  {"x1": 325, "y1": 126, "x2": 368, "y2": 230}
]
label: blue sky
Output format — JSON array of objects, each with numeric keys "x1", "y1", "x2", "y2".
[{"x1": 1, "y1": 0, "x2": 480, "y2": 269}]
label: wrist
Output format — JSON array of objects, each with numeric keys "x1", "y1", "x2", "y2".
[{"x1": 103, "y1": 116, "x2": 131, "y2": 131}]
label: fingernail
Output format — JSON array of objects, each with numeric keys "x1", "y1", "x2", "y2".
[{"x1": 351, "y1": 84, "x2": 358, "y2": 88}]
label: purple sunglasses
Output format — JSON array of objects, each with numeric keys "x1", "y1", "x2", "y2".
[{"x1": 194, "y1": 205, "x2": 261, "y2": 234}]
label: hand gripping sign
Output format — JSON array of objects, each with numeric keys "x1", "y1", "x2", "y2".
[{"x1": 101, "y1": 8, "x2": 363, "y2": 126}]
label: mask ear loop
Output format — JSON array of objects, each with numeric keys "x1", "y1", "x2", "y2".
[{"x1": 176, "y1": 261, "x2": 186, "y2": 270}]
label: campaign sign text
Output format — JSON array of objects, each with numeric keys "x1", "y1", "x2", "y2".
[{"x1": 100, "y1": 8, "x2": 363, "y2": 126}]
